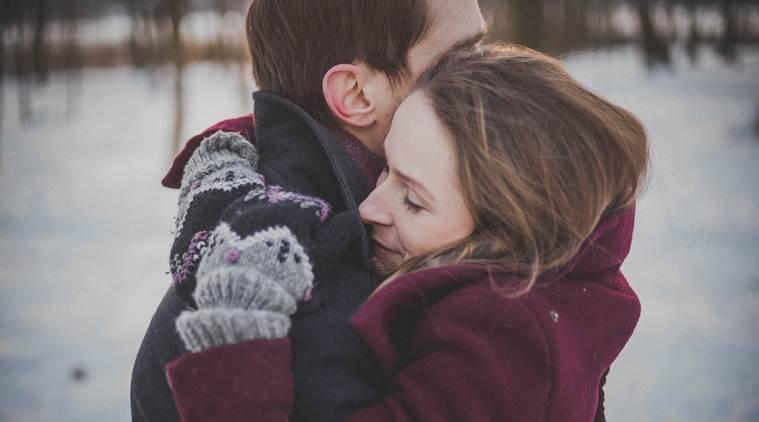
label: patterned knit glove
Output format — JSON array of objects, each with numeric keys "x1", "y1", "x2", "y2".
[
  {"x1": 176, "y1": 224, "x2": 314, "y2": 352},
  {"x1": 170, "y1": 131, "x2": 264, "y2": 296},
  {"x1": 177, "y1": 130, "x2": 261, "y2": 216}
]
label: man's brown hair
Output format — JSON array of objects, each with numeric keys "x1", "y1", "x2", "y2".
[{"x1": 246, "y1": 0, "x2": 430, "y2": 126}]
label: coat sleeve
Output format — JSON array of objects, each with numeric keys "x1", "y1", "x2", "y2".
[
  {"x1": 166, "y1": 338, "x2": 294, "y2": 422},
  {"x1": 166, "y1": 296, "x2": 552, "y2": 422},
  {"x1": 346, "y1": 302, "x2": 553, "y2": 422}
]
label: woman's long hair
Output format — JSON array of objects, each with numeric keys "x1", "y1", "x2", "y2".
[{"x1": 393, "y1": 44, "x2": 649, "y2": 297}]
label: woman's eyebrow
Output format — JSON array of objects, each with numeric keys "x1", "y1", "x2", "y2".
[{"x1": 395, "y1": 169, "x2": 435, "y2": 203}]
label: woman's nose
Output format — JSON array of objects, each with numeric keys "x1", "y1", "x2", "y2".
[{"x1": 359, "y1": 189, "x2": 393, "y2": 226}]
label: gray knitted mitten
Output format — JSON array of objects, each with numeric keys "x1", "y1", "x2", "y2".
[
  {"x1": 175, "y1": 131, "x2": 263, "y2": 239},
  {"x1": 176, "y1": 224, "x2": 314, "y2": 353}
]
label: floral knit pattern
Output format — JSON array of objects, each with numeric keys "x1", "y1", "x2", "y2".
[
  {"x1": 169, "y1": 130, "x2": 264, "y2": 298},
  {"x1": 171, "y1": 230, "x2": 212, "y2": 287},
  {"x1": 176, "y1": 224, "x2": 314, "y2": 352},
  {"x1": 173, "y1": 130, "x2": 264, "y2": 240},
  {"x1": 169, "y1": 129, "x2": 333, "y2": 314},
  {"x1": 245, "y1": 185, "x2": 332, "y2": 223}
]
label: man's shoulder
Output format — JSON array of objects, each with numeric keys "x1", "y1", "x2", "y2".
[{"x1": 162, "y1": 115, "x2": 256, "y2": 188}]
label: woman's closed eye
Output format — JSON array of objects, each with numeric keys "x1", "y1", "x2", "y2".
[{"x1": 402, "y1": 192, "x2": 423, "y2": 213}]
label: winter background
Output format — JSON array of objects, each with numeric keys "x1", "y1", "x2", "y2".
[{"x1": 0, "y1": 1, "x2": 758, "y2": 421}]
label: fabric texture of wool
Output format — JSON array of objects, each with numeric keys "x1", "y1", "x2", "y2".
[
  {"x1": 176, "y1": 223, "x2": 316, "y2": 352},
  {"x1": 131, "y1": 92, "x2": 385, "y2": 422},
  {"x1": 166, "y1": 200, "x2": 641, "y2": 421}
]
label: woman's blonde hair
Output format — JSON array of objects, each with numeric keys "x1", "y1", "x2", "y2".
[{"x1": 395, "y1": 44, "x2": 649, "y2": 296}]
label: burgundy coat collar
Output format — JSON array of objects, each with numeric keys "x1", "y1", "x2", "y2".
[
  {"x1": 352, "y1": 206, "x2": 637, "y2": 372},
  {"x1": 561, "y1": 206, "x2": 636, "y2": 281},
  {"x1": 162, "y1": 115, "x2": 256, "y2": 188},
  {"x1": 360, "y1": 206, "x2": 635, "y2": 305}
]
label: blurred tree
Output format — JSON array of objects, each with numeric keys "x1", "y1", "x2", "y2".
[
  {"x1": 165, "y1": 0, "x2": 186, "y2": 65},
  {"x1": 160, "y1": 0, "x2": 188, "y2": 152},
  {"x1": 511, "y1": 0, "x2": 546, "y2": 50},
  {"x1": 685, "y1": 0, "x2": 702, "y2": 63},
  {"x1": 212, "y1": 0, "x2": 229, "y2": 62},
  {"x1": 1, "y1": 0, "x2": 756, "y2": 134},
  {"x1": 717, "y1": 0, "x2": 737, "y2": 62},
  {"x1": 0, "y1": 1, "x2": 9, "y2": 138},
  {"x1": 9, "y1": 2, "x2": 34, "y2": 122},
  {"x1": 563, "y1": 0, "x2": 590, "y2": 49},
  {"x1": 124, "y1": 0, "x2": 155, "y2": 67},
  {"x1": 32, "y1": 0, "x2": 49, "y2": 83},
  {"x1": 61, "y1": 0, "x2": 82, "y2": 120},
  {"x1": 637, "y1": 0, "x2": 671, "y2": 67}
]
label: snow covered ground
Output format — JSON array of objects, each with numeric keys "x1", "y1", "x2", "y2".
[
  {"x1": 0, "y1": 45, "x2": 757, "y2": 421},
  {"x1": 563, "y1": 46, "x2": 759, "y2": 421}
]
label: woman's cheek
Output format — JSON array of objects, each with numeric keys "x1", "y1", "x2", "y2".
[
  {"x1": 397, "y1": 218, "x2": 431, "y2": 258},
  {"x1": 394, "y1": 220, "x2": 414, "y2": 257}
]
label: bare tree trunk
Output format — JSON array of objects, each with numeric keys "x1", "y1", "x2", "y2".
[
  {"x1": 511, "y1": 0, "x2": 546, "y2": 50},
  {"x1": 718, "y1": 0, "x2": 736, "y2": 62},
  {"x1": 168, "y1": 0, "x2": 187, "y2": 153},
  {"x1": 562, "y1": 0, "x2": 589, "y2": 50},
  {"x1": 1, "y1": 17, "x2": 6, "y2": 145},
  {"x1": 62, "y1": 0, "x2": 81, "y2": 120},
  {"x1": 685, "y1": 0, "x2": 701, "y2": 63},
  {"x1": 125, "y1": 0, "x2": 145, "y2": 67},
  {"x1": 14, "y1": 22, "x2": 33, "y2": 123},
  {"x1": 172, "y1": 62, "x2": 185, "y2": 154},
  {"x1": 214, "y1": 0, "x2": 228, "y2": 64},
  {"x1": 32, "y1": 0, "x2": 48, "y2": 83},
  {"x1": 637, "y1": 0, "x2": 670, "y2": 67},
  {"x1": 169, "y1": 0, "x2": 185, "y2": 65}
]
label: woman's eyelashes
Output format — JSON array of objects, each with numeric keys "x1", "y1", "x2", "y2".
[
  {"x1": 382, "y1": 164, "x2": 424, "y2": 214},
  {"x1": 402, "y1": 191, "x2": 423, "y2": 213}
]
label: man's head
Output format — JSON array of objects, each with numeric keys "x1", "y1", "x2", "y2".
[{"x1": 246, "y1": 0, "x2": 486, "y2": 156}]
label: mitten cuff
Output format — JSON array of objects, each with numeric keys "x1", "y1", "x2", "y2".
[
  {"x1": 193, "y1": 266, "x2": 298, "y2": 315},
  {"x1": 176, "y1": 308, "x2": 290, "y2": 353},
  {"x1": 182, "y1": 131, "x2": 258, "y2": 185},
  {"x1": 177, "y1": 131, "x2": 263, "y2": 211},
  {"x1": 173, "y1": 131, "x2": 264, "y2": 241}
]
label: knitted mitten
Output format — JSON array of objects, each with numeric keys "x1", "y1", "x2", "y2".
[
  {"x1": 171, "y1": 127, "x2": 337, "y2": 351},
  {"x1": 176, "y1": 224, "x2": 314, "y2": 352},
  {"x1": 169, "y1": 131, "x2": 264, "y2": 298},
  {"x1": 178, "y1": 130, "x2": 261, "y2": 210}
]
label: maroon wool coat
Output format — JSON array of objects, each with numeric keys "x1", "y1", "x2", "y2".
[{"x1": 166, "y1": 205, "x2": 640, "y2": 421}]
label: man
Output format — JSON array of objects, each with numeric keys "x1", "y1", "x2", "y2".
[{"x1": 131, "y1": 1, "x2": 486, "y2": 420}]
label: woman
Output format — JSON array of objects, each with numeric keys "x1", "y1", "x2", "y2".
[{"x1": 168, "y1": 44, "x2": 649, "y2": 421}]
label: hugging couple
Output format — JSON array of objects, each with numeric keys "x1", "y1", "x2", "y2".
[{"x1": 131, "y1": 1, "x2": 649, "y2": 421}]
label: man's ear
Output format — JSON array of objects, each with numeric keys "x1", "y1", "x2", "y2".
[{"x1": 322, "y1": 64, "x2": 376, "y2": 129}]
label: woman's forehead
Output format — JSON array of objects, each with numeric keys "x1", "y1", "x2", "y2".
[{"x1": 385, "y1": 94, "x2": 459, "y2": 193}]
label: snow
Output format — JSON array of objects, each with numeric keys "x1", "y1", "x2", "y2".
[
  {"x1": 563, "y1": 45, "x2": 759, "y2": 421},
  {"x1": 0, "y1": 45, "x2": 757, "y2": 421}
]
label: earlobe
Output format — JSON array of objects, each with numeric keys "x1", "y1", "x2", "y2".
[{"x1": 323, "y1": 64, "x2": 376, "y2": 129}]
